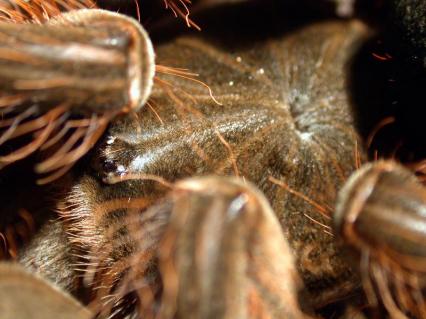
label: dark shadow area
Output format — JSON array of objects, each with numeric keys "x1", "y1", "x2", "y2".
[
  {"x1": 150, "y1": 0, "x2": 344, "y2": 46},
  {"x1": 0, "y1": 156, "x2": 56, "y2": 259},
  {"x1": 348, "y1": 30, "x2": 426, "y2": 163}
]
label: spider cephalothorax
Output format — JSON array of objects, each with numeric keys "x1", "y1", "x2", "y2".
[{"x1": 55, "y1": 17, "x2": 371, "y2": 317}]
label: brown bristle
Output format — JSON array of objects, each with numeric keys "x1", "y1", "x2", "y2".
[
  {"x1": 0, "y1": 0, "x2": 96, "y2": 24},
  {"x1": 57, "y1": 175, "x2": 171, "y2": 318},
  {"x1": 163, "y1": 0, "x2": 200, "y2": 31}
]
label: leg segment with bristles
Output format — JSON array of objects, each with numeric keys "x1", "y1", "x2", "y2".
[{"x1": 0, "y1": 7, "x2": 155, "y2": 182}]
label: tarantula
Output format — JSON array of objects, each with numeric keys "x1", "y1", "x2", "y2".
[{"x1": 0, "y1": 1, "x2": 425, "y2": 319}]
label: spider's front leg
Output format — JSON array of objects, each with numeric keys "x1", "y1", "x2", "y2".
[
  {"x1": 335, "y1": 161, "x2": 426, "y2": 318},
  {"x1": 157, "y1": 176, "x2": 310, "y2": 319}
]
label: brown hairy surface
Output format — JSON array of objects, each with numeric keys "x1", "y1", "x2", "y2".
[{"x1": 2, "y1": 1, "x2": 424, "y2": 319}]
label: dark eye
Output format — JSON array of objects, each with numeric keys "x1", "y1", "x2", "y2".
[
  {"x1": 90, "y1": 146, "x2": 116, "y2": 179},
  {"x1": 103, "y1": 159, "x2": 118, "y2": 174}
]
